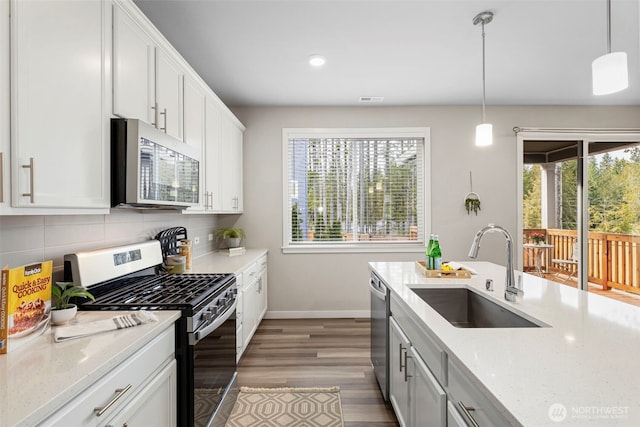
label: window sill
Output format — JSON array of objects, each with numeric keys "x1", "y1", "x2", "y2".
[{"x1": 281, "y1": 243, "x2": 426, "y2": 254}]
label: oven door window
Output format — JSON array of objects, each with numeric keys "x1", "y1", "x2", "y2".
[{"x1": 192, "y1": 310, "x2": 237, "y2": 427}]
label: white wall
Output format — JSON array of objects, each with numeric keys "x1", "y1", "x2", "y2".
[{"x1": 232, "y1": 105, "x2": 640, "y2": 317}]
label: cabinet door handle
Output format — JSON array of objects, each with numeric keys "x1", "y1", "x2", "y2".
[
  {"x1": 457, "y1": 400, "x2": 480, "y2": 427},
  {"x1": 0, "y1": 152, "x2": 4, "y2": 203},
  {"x1": 398, "y1": 343, "x2": 405, "y2": 372},
  {"x1": 404, "y1": 352, "x2": 412, "y2": 382},
  {"x1": 209, "y1": 192, "x2": 214, "y2": 209},
  {"x1": 160, "y1": 108, "x2": 167, "y2": 132},
  {"x1": 152, "y1": 103, "x2": 159, "y2": 128},
  {"x1": 94, "y1": 384, "x2": 132, "y2": 416},
  {"x1": 21, "y1": 157, "x2": 35, "y2": 203}
]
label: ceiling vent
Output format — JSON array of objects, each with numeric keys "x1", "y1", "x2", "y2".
[{"x1": 359, "y1": 96, "x2": 384, "y2": 103}]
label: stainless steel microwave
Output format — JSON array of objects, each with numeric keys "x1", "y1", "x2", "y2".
[{"x1": 111, "y1": 118, "x2": 200, "y2": 209}]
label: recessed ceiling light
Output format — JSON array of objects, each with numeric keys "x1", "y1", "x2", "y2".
[{"x1": 309, "y1": 55, "x2": 326, "y2": 67}]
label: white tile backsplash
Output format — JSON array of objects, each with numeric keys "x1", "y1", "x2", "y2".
[{"x1": 0, "y1": 212, "x2": 222, "y2": 272}]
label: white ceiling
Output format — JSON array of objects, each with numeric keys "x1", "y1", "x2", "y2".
[{"x1": 134, "y1": 0, "x2": 640, "y2": 107}]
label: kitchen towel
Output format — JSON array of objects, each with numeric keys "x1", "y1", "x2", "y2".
[{"x1": 54, "y1": 312, "x2": 157, "y2": 343}]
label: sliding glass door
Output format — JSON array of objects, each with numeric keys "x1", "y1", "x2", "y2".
[{"x1": 517, "y1": 130, "x2": 640, "y2": 294}]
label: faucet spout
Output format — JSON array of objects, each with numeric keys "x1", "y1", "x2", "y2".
[{"x1": 468, "y1": 224, "x2": 522, "y2": 302}]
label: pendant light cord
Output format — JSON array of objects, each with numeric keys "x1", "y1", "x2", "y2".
[
  {"x1": 606, "y1": 0, "x2": 611, "y2": 53},
  {"x1": 481, "y1": 20, "x2": 487, "y2": 123}
]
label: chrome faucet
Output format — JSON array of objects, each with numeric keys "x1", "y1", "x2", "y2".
[{"x1": 468, "y1": 224, "x2": 523, "y2": 302}]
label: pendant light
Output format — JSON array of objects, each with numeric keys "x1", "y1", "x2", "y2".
[
  {"x1": 473, "y1": 11, "x2": 494, "y2": 147},
  {"x1": 592, "y1": 0, "x2": 628, "y2": 95}
]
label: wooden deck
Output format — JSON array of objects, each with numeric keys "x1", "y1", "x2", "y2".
[{"x1": 541, "y1": 273, "x2": 640, "y2": 308}]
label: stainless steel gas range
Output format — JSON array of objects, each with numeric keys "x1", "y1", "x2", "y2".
[{"x1": 64, "y1": 240, "x2": 237, "y2": 427}]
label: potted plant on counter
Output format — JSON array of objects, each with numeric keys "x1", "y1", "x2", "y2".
[
  {"x1": 215, "y1": 227, "x2": 245, "y2": 249},
  {"x1": 51, "y1": 282, "x2": 95, "y2": 325}
]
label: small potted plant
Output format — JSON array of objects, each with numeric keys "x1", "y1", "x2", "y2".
[
  {"x1": 530, "y1": 232, "x2": 546, "y2": 245},
  {"x1": 215, "y1": 227, "x2": 245, "y2": 248},
  {"x1": 51, "y1": 282, "x2": 95, "y2": 325}
]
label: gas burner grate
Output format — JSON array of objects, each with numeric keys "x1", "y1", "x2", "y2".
[{"x1": 83, "y1": 273, "x2": 234, "y2": 309}]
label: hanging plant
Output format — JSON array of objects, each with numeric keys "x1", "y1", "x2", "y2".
[{"x1": 465, "y1": 197, "x2": 481, "y2": 215}]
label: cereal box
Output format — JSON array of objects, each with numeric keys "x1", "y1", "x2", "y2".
[{"x1": 0, "y1": 261, "x2": 52, "y2": 354}]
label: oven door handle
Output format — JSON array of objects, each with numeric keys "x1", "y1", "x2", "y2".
[
  {"x1": 190, "y1": 299, "x2": 237, "y2": 345},
  {"x1": 369, "y1": 279, "x2": 387, "y2": 301}
]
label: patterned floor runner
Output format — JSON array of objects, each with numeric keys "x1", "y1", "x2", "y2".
[{"x1": 225, "y1": 386, "x2": 344, "y2": 427}]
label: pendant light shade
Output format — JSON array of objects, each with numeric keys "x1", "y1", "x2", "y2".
[
  {"x1": 473, "y1": 11, "x2": 494, "y2": 147},
  {"x1": 475, "y1": 123, "x2": 493, "y2": 147},
  {"x1": 592, "y1": 51, "x2": 628, "y2": 95},
  {"x1": 592, "y1": 0, "x2": 629, "y2": 95}
]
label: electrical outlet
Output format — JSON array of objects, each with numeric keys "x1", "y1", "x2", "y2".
[
  {"x1": 208, "y1": 233, "x2": 214, "y2": 241},
  {"x1": 194, "y1": 236, "x2": 200, "y2": 245}
]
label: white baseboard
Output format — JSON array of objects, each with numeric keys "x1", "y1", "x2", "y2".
[{"x1": 264, "y1": 310, "x2": 370, "y2": 319}]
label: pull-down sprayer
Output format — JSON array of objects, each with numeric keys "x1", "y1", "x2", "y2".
[{"x1": 468, "y1": 224, "x2": 523, "y2": 302}]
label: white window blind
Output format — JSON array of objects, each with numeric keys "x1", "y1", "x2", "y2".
[{"x1": 283, "y1": 128, "x2": 427, "y2": 251}]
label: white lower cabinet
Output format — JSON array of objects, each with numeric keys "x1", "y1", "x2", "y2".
[
  {"x1": 447, "y1": 401, "x2": 469, "y2": 427},
  {"x1": 105, "y1": 359, "x2": 177, "y2": 427},
  {"x1": 41, "y1": 326, "x2": 176, "y2": 427},
  {"x1": 389, "y1": 317, "x2": 411, "y2": 427},
  {"x1": 237, "y1": 254, "x2": 268, "y2": 361},
  {"x1": 409, "y1": 346, "x2": 447, "y2": 426},
  {"x1": 389, "y1": 317, "x2": 445, "y2": 427},
  {"x1": 447, "y1": 360, "x2": 512, "y2": 427},
  {"x1": 389, "y1": 296, "x2": 511, "y2": 427}
]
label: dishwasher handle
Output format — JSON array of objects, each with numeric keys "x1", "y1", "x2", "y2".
[{"x1": 369, "y1": 278, "x2": 387, "y2": 301}]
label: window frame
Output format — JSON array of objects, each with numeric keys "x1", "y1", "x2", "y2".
[{"x1": 281, "y1": 127, "x2": 430, "y2": 254}]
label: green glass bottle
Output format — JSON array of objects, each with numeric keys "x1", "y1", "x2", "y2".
[
  {"x1": 426, "y1": 234, "x2": 435, "y2": 270},
  {"x1": 432, "y1": 235, "x2": 442, "y2": 270}
]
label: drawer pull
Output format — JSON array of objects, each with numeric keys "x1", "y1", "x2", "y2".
[
  {"x1": 22, "y1": 157, "x2": 35, "y2": 203},
  {"x1": 404, "y1": 352, "x2": 412, "y2": 382},
  {"x1": 160, "y1": 108, "x2": 167, "y2": 132},
  {"x1": 94, "y1": 384, "x2": 132, "y2": 416},
  {"x1": 457, "y1": 400, "x2": 480, "y2": 427},
  {"x1": 152, "y1": 103, "x2": 159, "y2": 127}
]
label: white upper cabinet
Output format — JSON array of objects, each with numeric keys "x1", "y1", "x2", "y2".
[
  {"x1": 203, "y1": 96, "x2": 222, "y2": 211},
  {"x1": 9, "y1": 0, "x2": 109, "y2": 210},
  {"x1": 113, "y1": 2, "x2": 184, "y2": 142},
  {"x1": 155, "y1": 49, "x2": 183, "y2": 141},
  {"x1": 1, "y1": 0, "x2": 9, "y2": 211},
  {"x1": 112, "y1": 4, "x2": 155, "y2": 125},
  {"x1": 183, "y1": 77, "x2": 205, "y2": 211},
  {"x1": 220, "y1": 117, "x2": 243, "y2": 213}
]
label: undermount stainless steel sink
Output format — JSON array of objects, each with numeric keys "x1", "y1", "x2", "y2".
[{"x1": 411, "y1": 287, "x2": 544, "y2": 328}]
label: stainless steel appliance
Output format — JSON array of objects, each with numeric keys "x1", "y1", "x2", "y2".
[
  {"x1": 111, "y1": 118, "x2": 200, "y2": 209},
  {"x1": 369, "y1": 271, "x2": 390, "y2": 401},
  {"x1": 64, "y1": 240, "x2": 237, "y2": 427}
]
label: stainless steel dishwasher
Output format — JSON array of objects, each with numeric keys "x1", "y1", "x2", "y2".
[{"x1": 369, "y1": 271, "x2": 390, "y2": 401}]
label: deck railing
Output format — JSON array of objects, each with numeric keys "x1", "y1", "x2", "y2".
[{"x1": 524, "y1": 228, "x2": 640, "y2": 294}]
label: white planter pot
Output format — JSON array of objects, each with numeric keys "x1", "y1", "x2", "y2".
[
  {"x1": 51, "y1": 304, "x2": 77, "y2": 325},
  {"x1": 227, "y1": 237, "x2": 241, "y2": 248}
]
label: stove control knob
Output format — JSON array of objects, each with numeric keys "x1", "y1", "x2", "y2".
[{"x1": 203, "y1": 310, "x2": 213, "y2": 322}]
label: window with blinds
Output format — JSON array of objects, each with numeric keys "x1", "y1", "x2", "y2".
[{"x1": 283, "y1": 128, "x2": 428, "y2": 250}]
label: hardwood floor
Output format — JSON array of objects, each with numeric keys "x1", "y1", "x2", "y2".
[{"x1": 237, "y1": 318, "x2": 399, "y2": 427}]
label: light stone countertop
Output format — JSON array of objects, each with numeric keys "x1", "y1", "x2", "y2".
[
  {"x1": 370, "y1": 261, "x2": 640, "y2": 426},
  {"x1": 189, "y1": 248, "x2": 268, "y2": 275},
  {"x1": 0, "y1": 250, "x2": 268, "y2": 427},
  {"x1": 0, "y1": 310, "x2": 180, "y2": 427}
]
